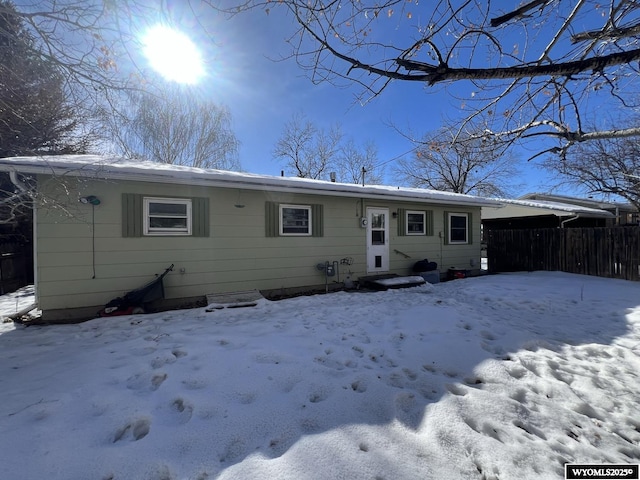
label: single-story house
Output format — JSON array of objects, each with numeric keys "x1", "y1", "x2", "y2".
[
  {"x1": 481, "y1": 196, "x2": 616, "y2": 236},
  {"x1": 0, "y1": 155, "x2": 501, "y2": 322},
  {"x1": 518, "y1": 193, "x2": 638, "y2": 226}
]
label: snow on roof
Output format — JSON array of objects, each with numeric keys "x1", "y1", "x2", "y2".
[
  {"x1": 0, "y1": 155, "x2": 502, "y2": 207},
  {"x1": 485, "y1": 197, "x2": 614, "y2": 218},
  {"x1": 520, "y1": 192, "x2": 635, "y2": 211}
]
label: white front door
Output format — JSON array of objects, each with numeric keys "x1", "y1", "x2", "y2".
[{"x1": 366, "y1": 207, "x2": 389, "y2": 273}]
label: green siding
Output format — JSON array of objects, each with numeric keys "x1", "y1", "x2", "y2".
[{"x1": 35, "y1": 177, "x2": 482, "y2": 319}]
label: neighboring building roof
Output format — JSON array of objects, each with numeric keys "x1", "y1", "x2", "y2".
[
  {"x1": 482, "y1": 197, "x2": 614, "y2": 220},
  {"x1": 520, "y1": 192, "x2": 637, "y2": 212},
  {"x1": 0, "y1": 155, "x2": 502, "y2": 208}
]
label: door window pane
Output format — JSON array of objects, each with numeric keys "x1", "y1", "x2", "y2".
[
  {"x1": 371, "y1": 213, "x2": 385, "y2": 229},
  {"x1": 372, "y1": 230, "x2": 385, "y2": 245}
]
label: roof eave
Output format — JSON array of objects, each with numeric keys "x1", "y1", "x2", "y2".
[{"x1": 0, "y1": 162, "x2": 501, "y2": 208}]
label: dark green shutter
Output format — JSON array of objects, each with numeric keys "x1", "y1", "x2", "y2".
[
  {"x1": 425, "y1": 210, "x2": 434, "y2": 236},
  {"x1": 312, "y1": 204, "x2": 324, "y2": 237},
  {"x1": 122, "y1": 193, "x2": 143, "y2": 237},
  {"x1": 265, "y1": 202, "x2": 278, "y2": 237},
  {"x1": 443, "y1": 211, "x2": 450, "y2": 245},
  {"x1": 397, "y1": 208, "x2": 406, "y2": 236},
  {"x1": 192, "y1": 197, "x2": 210, "y2": 237},
  {"x1": 467, "y1": 211, "x2": 473, "y2": 244}
]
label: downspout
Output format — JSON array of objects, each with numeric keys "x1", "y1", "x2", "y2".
[
  {"x1": 9, "y1": 171, "x2": 30, "y2": 193},
  {"x1": 560, "y1": 214, "x2": 581, "y2": 228},
  {"x1": 0, "y1": 171, "x2": 30, "y2": 206}
]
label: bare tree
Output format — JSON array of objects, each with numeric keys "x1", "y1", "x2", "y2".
[
  {"x1": 395, "y1": 127, "x2": 520, "y2": 197},
  {"x1": 215, "y1": 1, "x2": 640, "y2": 156},
  {"x1": 273, "y1": 112, "x2": 342, "y2": 179},
  {"x1": 273, "y1": 113, "x2": 386, "y2": 183},
  {"x1": 6, "y1": 0, "x2": 639, "y2": 167},
  {"x1": 544, "y1": 135, "x2": 640, "y2": 210},
  {"x1": 337, "y1": 139, "x2": 383, "y2": 185},
  {"x1": 4, "y1": 1, "x2": 151, "y2": 94},
  {"x1": 103, "y1": 87, "x2": 240, "y2": 170}
]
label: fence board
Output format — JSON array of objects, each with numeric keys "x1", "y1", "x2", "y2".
[
  {"x1": 487, "y1": 227, "x2": 640, "y2": 281},
  {"x1": 0, "y1": 239, "x2": 32, "y2": 294}
]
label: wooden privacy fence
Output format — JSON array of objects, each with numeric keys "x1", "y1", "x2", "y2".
[
  {"x1": 486, "y1": 227, "x2": 640, "y2": 281},
  {"x1": 0, "y1": 239, "x2": 32, "y2": 294}
]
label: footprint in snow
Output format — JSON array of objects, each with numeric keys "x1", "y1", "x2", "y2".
[
  {"x1": 349, "y1": 378, "x2": 367, "y2": 393},
  {"x1": 113, "y1": 418, "x2": 151, "y2": 443},
  {"x1": 125, "y1": 372, "x2": 167, "y2": 391},
  {"x1": 171, "y1": 397, "x2": 194, "y2": 424},
  {"x1": 151, "y1": 373, "x2": 167, "y2": 390}
]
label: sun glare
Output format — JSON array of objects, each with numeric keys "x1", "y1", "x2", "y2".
[{"x1": 142, "y1": 25, "x2": 205, "y2": 84}]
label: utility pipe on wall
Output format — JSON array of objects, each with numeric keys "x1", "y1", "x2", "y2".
[{"x1": 560, "y1": 214, "x2": 581, "y2": 228}]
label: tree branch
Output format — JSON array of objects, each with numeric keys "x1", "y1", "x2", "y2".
[
  {"x1": 490, "y1": 0, "x2": 552, "y2": 27},
  {"x1": 571, "y1": 22, "x2": 640, "y2": 43},
  {"x1": 395, "y1": 48, "x2": 640, "y2": 85}
]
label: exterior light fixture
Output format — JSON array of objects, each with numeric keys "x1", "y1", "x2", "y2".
[{"x1": 79, "y1": 195, "x2": 101, "y2": 206}]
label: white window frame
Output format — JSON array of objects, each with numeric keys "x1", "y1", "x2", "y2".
[
  {"x1": 448, "y1": 212, "x2": 469, "y2": 244},
  {"x1": 279, "y1": 204, "x2": 312, "y2": 236},
  {"x1": 143, "y1": 197, "x2": 192, "y2": 236},
  {"x1": 406, "y1": 210, "x2": 426, "y2": 235}
]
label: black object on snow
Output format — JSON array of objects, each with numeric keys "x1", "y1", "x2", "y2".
[{"x1": 413, "y1": 259, "x2": 438, "y2": 273}]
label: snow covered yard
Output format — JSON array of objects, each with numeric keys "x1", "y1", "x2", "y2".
[{"x1": 1, "y1": 271, "x2": 639, "y2": 480}]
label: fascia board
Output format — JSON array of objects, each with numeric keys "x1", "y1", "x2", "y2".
[{"x1": 0, "y1": 161, "x2": 502, "y2": 209}]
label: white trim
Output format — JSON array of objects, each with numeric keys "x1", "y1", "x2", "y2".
[
  {"x1": 143, "y1": 197, "x2": 192, "y2": 236},
  {"x1": 406, "y1": 210, "x2": 426, "y2": 235},
  {"x1": 448, "y1": 212, "x2": 469, "y2": 244},
  {"x1": 279, "y1": 204, "x2": 312, "y2": 236},
  {"x1": 0, "y1": 156, "x2": 502, "y2": 208},
  {"x1": 366, "y1": 207, "x2": 389, "y2": 273}
]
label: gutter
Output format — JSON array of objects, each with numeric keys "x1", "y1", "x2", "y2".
[{"x1": 0, "y1": 162, "x2": 502, "y2": 209}]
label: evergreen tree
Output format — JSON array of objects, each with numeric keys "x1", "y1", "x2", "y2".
[{"x1": 0, "y1": 0, "x2": 90, "y2": 157}]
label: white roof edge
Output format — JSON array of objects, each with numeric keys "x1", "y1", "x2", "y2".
[
  {"x1": 0, "y1": 155, "x2": 503, "y2": 208},
  {"x1": 520, "y1": 192, "x2": 635, "y2": 210},
  {"x1": 486, "y1": 197, "x2": 615, "y2": 217}
]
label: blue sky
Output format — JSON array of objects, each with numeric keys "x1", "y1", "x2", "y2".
[{"x1": 163, "y1": 6, "x2": 555, "y2": 197}]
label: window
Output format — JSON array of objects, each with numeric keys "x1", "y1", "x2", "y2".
[
  {"x1": 406, "y1": 211, "x2": 426, "y2": 235},
  {"x1": 448, "y1": 212, "x2": 469, "y2": 244},
  {"x1": 265, "y1": 202, "x2": 323, "y2": 237},
  {"x1": 144, "y1": 197, "x2": 192, "y2": 235},
  {"x1": 397, "y1": 208, "x2": 433, "y2": 236},
  {"x1": 280, "y1": 204, "x2": 312, "y2": 236}
]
